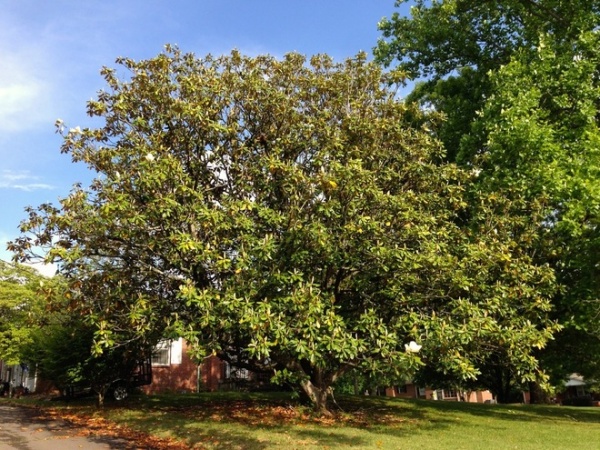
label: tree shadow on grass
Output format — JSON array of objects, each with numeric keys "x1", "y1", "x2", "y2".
[
  {"x1": 102, "y1": 410, "x2": 271, "y2": 449},
  {"x1": 337, "y1": 394, "x2": 600, "y2": 424},
  {"x1": 37, "y1": 393, "x2": 600, "y2": 448},
  {"x1": 159, "y1": 397, "x2": 599, "y2": 449},
  {"x1": 290, "y1": 428, "x2": 370, "y2": 448},
  {"x1": 186, "y1": 426, "x2": 373, "y2": 449},
  {"x1": 107, "y1": 395, "x2": 422, "y2": 448},
  {"x1": 175, "y1": 426, "x2": 270, "y2": 450}
]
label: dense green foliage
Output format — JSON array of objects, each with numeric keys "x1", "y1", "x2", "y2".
[
  {"x1": 0, "y1": 260, "x2": 145, "y2": 404},
  {"x1": 0, "y1": 261, "x2": 47, "y2": 365},
  {"x1": 10, "y1": 48, "x2": 558, "y2": 411},
  {"x1": 376, "y1": 0, "x2": 599, "y2": 161},
  {"x1": 462, "y1": 30, "x2": 600, "y2": 394},
  {"x1": 377, "y1": 0, "x2": 600, "y2": 394},
  {"x1": 24, "y1": 321, "x2": 149, "y2": 405}
]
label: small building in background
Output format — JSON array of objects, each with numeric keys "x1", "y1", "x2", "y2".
[
  {"x1": 559, "y1": 373, "x2": 600, "y2": 406},
  {"x1": 385, "y1": 381, "x2": 494, "y2": 403},
  {"x1": 0, "y1": 361, "x2": 37, "y2": 394}
]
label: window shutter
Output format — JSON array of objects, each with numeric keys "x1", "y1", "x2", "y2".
[{"x1": 170, "y1": 338, "x2": 183, "y2": 364}]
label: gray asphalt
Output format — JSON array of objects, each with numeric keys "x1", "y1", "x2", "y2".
[{"x1": 0, "y1": 404, "x2": 135, "y2": 449}]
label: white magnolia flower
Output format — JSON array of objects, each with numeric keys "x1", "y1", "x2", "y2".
[
  {"x1": 145, "y1": 153, "x2": 155, "y2": 162},
  {"x1": 55, "y1": 119, "x2": 65, "y2": 134},
  {"x1": 405, "y1": 341, "x2": 422, "y2": 353},
  {"x1": 69, "y1": 126, "x2": 82, "y2": 134}
]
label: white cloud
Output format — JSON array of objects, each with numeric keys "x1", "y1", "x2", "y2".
[
  {"x1": 0, "y1": 6, "x2": 109, "y2": 137},
  {"x1": 0, "y1": 229, "x2": 56, "y2": 277},
  {"x1": 23, "y1": 261, "x2": 57, "y2": 278},
  {"x1": 0, "y1": 170, "x2": 54, "y2": 191},
  {"x1": 0, "y1": 231, "x2": 13, "y2": 263},
  {"x1": 0, "y1": 37, "x2": 56, "y2": 134}
]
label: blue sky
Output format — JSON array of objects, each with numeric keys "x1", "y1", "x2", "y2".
[{"x1": 0, "y1": 0, "x2": 410, "y2": 271}]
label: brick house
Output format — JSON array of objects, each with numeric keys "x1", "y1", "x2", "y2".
[
  {"x1": 142, "y1": 339, "x2": 267, "y2": 394},
  {"x1": 142, "y1": 338, "x2": 198, "y2": 394},
  {"x1": 143, "y1": 340, "x2": 496, "y2": 402},
  {"x1": 385, "y1": 381, "x2": 494, "y2": 403}
]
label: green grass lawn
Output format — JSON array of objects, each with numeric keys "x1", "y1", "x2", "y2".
[{"x1": 9, "y1": 392, "x2": 600, "y2": 449}]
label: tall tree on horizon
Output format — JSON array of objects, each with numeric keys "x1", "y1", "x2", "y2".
[{"x1": 376, "y1": 0, "x2": 600, "y2": 390}]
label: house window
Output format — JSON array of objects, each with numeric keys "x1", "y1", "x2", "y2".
[
  {"x1": 417, "y1": 387, "x2": 427, "y2": 397},
  {"x1": 443, "y1": 389, "x2": 457, "y2": 399},
  {"x1": 396, "y1": 385, "x2": 408, "y2": 394},
  {"x1": 230, "y1": 367, "x2": 250, "y2": 380},
  {"x1": 222, "y1": 362, "x2": 250, "y2": 380},
  {"x1": 151, "y1": 338, "x2": 183, "y2": 366},
  {"x1": 576, "y1": 386, "x2": 586, "y2": 397},
  {"x1": 152, "y1": 340, "x2": 171, "y2": 366}
]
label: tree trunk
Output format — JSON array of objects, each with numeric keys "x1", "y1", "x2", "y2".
[
  {"x1": 528, "y1": 381, "x2": 551, "y2": 404},
  {"x1": 97, "y1": 390, "x2": 105, "y2": 407},
  {"x1": 528, "y1": 381, "x2": 538, "y2": 404},
  {"x1": 492, "y1": 367, "x2": 513, "y2": 403},
  {"x1": 95, "y1": 384, "x2": 108, "y2": 408},
  {"x1": 299, "y1": 378, "x2": 332, "y2": 417},
  {"x1": 288, "y1": 362, "x2": 349, "y2": 416},
  {"x1": 495, "y1": 369, "x2": 513, "y2": 403}
]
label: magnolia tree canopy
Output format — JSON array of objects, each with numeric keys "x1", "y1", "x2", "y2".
[{"x1": 11, "y1": 47, "x2": 556, "y2": 412}]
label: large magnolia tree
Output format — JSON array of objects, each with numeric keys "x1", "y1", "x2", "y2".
[{"x1": 11, "y1": 48, "x2": 556, "y2": 413}]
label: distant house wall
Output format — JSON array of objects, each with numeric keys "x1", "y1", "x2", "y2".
[
  {"x1": 143, "y1": 339, "x2": 199, "y2": 394},
  {"x1": 0, "y1": 362, "x2": 37, "y2": 393},
  {"x1": 385, "y1": 382, "x2": 494, "y2": 403},
  {"x1": 199, "y1": 356, "x2": 270, "y2": 391},
  {"x1": 466, "y1": 390, "x2": 494, "y2": 403},
  {"x1": 557, "y1": 374, "x2": 600, "y2": 404},
  {"x1": 142, "y1": 341, "x2": 242, "y2": 394},
  {"x1": 385, "y1": 384, "x2": 421, "y2": 399},
  {"x1": 199, "y1": 355, "x2": 226, "y2": 391},
  {"x1": 142, "y1": 340, "x2": 272, "y2": 394}
]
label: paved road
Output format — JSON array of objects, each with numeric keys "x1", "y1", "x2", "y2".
[{"x1": 0, "y1": 404, "x2": 134, "y2": 449}]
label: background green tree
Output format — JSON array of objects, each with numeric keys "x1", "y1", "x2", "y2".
[
  {"x1": 376, "y1": 0, "x2": 600, "y2": 392},
  {"x1": 24, "y1": 321, "x2": 151, "y2": 406},
  {"x1": 0, "y1": 261, "x2": 48, "y2": 365},
  {"x1": 467, "y1": 32, "x2": 600, "y2": 388},
  {"x1": 376, "y1": 0, "x2": 599, "y2": 162},
  {"x1": 11, "y1": 48, "x2": 556, "y2": 413}
]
